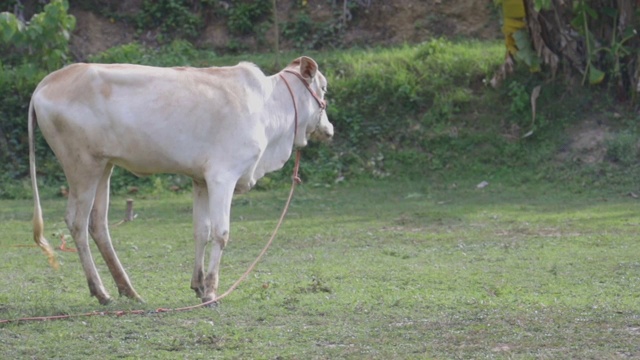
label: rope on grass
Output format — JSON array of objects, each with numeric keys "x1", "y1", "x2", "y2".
[{"x1": 0, "y1": 151, "x2": 302, "y2": 324}]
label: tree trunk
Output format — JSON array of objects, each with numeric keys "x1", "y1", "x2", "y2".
[{"x1": 523, "y1": 0, "x2": 638, "y2": 98}]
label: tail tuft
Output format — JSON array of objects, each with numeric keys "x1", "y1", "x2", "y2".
[{"x1": 34, "y1": 228, "x2": 59, "y2": 270}]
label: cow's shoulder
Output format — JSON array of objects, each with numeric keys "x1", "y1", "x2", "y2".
[
  {"x1": 200, "y1": 61, "x2": 262, "y2": 76},
  {"x1": 196, "y1": 62, "x2": 265, "y2": 87}
]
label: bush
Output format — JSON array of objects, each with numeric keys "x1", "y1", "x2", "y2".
[
  {"x1": 89, "y1": 40, "x2": 210, "y2": 67},
  {"x1": 326, "y1": 40, "x2": 502, "y2": 150},
  {"x1": 0, "y1": 0, "x2": 75, "y2": 71},
  {"x1": 0, "y1": 0, "x2": 74, "y2": 198},
  {"x1": 225, "y1": 1, "x2": 271, "y2": 36},
  {"x1": 135, "y1": 0, "x2": 204, "y2": 40},
  {"x1": 605, "y1": 131, "x2": 638, "y2": 166},
  {"x1": 282, "y1": 11, "x2": 344, "y2": 51}
]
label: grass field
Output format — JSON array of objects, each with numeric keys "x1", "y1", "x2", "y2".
[{"x1": 1, "y1": 177, "x2": 639, "y2": 359}]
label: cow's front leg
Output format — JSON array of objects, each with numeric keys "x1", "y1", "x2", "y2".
[
  {"x1": 191, "y1": 179, "x2": 210, "y2": 298},
  {"x1": 201, "y1": 178, "x2": 234, "y2": 303}
]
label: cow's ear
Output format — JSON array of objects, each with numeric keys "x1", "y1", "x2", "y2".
[{"x1": 299, "y1": 56, "x2": 318, "y2": 82}]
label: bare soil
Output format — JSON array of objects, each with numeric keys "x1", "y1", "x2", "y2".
[
  {"x1": 557, "y1": 118, "x2": 611, "y2": 164},
  {"x1": 68, "y1": 0, "x2": 500, "y2": 60}
]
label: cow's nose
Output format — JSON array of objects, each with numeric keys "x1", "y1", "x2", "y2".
[
  {"x1": 322, "y1": 124, "x2": 333, "y2": 141},
  {"x1": 310, "y1": 125, "x2": 333, "y2": 142},
  {"x1": 325, "y1": 125, "x2": 334, "y2": 139},
  {"x1": 320, "y1": 122, "x2": 334, "y2": 141}
]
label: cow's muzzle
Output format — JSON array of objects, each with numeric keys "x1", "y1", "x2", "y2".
[{"x1": 311, "y1": 120, "x2": 334, "y2": 143}]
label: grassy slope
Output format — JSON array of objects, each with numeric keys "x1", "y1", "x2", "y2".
[{"x1": 1, "y1": 178, "x2": 639, "y2": 359}]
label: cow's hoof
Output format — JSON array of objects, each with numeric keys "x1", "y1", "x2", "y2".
[
  {"x1": 201, "y1": 296, "x2": 219, "y2": 308},
  {"x1": 119, "y1": 288, "x2": 144, "y2": 302},
  {"x1": 98, "y1": 296, "x2": 112, "y2": 305}
]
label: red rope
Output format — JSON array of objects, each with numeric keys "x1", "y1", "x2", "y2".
[
  {"x1": 58, "y1": 234, "x2": 76, "y2": 252},
  {"x1": 0, "y1": 153, "x2": 301, "y2": 324}
]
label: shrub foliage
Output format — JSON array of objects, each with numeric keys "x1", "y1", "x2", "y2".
[{"x1": 0, "y1": 0, "x2": 74, "y2": 198}]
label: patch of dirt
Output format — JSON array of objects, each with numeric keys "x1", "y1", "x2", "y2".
[
  {"x1": 69, "y1": 9, "x2": 136, "y2": 61},
  {"x1": 331, "y1": 0, "x2": 497, "y2": 47},
  {"x1": 68, "y1": 0, "x2": 500, "y2": 59},
  {"x1": 556, "y1": 118, "x2": 610, "y2": 164}
]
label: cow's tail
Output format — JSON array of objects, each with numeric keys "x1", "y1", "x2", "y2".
[{"x1": 29, "y1": 98, "x2": 59, "y2": 270}]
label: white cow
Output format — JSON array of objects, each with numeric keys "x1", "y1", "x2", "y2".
[{"x1": 29, "y1": 56, "x2": 333, "y2": 305}]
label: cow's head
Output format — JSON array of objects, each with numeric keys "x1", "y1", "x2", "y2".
[{"x1": 285, "y1": 57, "x2": 334, "y2": 147}]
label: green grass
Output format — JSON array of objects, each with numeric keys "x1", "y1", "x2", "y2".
[{"x1": 1, "y1": 178, "x2": 639, "y2": 359}]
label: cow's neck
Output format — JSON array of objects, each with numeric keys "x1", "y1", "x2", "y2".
[
  {"x1": 251, "y1": 73, "x2": 306, "y2": 178},
  {"x1": 277, "y1": 72, "x2": 300, "y2": 142},
  {"x1": 265, "y1": 72, "x2": 311, "y2": 148}
]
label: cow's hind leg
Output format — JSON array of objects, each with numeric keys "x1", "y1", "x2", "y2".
[
  {"x1": 64, "y1": 161, "x2": 112, "y2": 305},
  {"x1": 89, "y1": 163, "x2": 143, "y2": 302},
  {"x1": 191, "y1": 179, "x2": 210, "y2": 298}
]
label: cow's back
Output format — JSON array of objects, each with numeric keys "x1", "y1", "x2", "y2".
[
  {"x1": 32, "y1": 62, "x2": 271, "y2": 178},
  {"x1": 35, "y1": 62, "x2": 263, "y2": 114}
]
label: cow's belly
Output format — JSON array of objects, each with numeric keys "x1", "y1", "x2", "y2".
[{"x1": 110, "y1": 156, "x2": 193, "y2": 177}]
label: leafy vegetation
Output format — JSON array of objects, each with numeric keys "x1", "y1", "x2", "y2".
[
  {"x1": 224, "y1": 1, "x2": 271, "y2": 36},
  {"x1": 497, "y1": 0, "x2": 639, "y2": 100},
  {"x1": 0, "y1": 0, "x2": 74, "y2": 198},
  {"x1": 135, "y1": 0, "x2": 206, "y2": 40},
  {"x1": 282, "y1": 8, "x2": 345, "y2": 50},
  {"x1": 121, "y1": 0, "x2": 273, "y2": 45},
  {"x1": 0, "y1": 0, "x2": 75, "y2": 70}
]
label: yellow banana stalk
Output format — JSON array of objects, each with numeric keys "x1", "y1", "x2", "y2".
[{"x1": 501, "y1": 0, "x2": 526, "y2": 56}]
